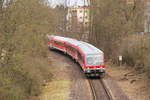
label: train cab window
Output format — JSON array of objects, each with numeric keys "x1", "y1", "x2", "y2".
[{"x1": 86, "y1": 54, "x2": 103, "y2": 66}]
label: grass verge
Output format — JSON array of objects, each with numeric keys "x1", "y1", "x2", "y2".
[{"x1": 40, "y1": 79, "x2": 70, "y2": 100}]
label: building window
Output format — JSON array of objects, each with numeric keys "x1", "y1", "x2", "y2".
[
  {"x1": 85, "y1": 16, "x2": 88, "y2": 19},
  {"x1": 80, "y1": 10, "x2": 82, "y2": 13},
  {"x1": 85, "y1": 22, "x2": 88, "y2": 25},
  {"x1": 72, "y1": 10, "x2": 77, "y2": 13},
  {"x1": 85, "y1": 10, "x2": 88, "y2": 13}
]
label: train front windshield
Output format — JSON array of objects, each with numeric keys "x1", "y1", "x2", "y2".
[{"x1": 86, "y1": 54, "x2": 103, "y2": 66}]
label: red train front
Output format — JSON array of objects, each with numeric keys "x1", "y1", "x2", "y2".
[{"x1": 77, "y1": 43, "x2": 105, "y2": 77}]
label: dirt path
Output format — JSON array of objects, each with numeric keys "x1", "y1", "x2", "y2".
[
  {"x1": 40, "y1": 50, "x2": 92, "y2": 100},
  {"x1": 107, "y1": 64, "x2": 150, "y2": 100}
]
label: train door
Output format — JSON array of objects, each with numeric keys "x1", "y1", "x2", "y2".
[
  {"x1": 77, "y1": 51, "x2": 84, "y2": 68},
  {"x1": 66, "y1": 43, "x2": 70, "y2": 55},
  {"x1": 66, "y1": 44, "x2": 74, "y2": 57},
  {"x1": 71, "y1": 46, "x2": 76, "y2": 58}
]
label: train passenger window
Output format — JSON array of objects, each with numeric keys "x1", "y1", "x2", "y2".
[
  {"x1": 67, "y1": 45, "x2": 75, "y2": 52},
  {"x1": 66, "y1": 44, "x2": 70, "y2": 50},
  {"x1": 54, "y1": 40, "x2": 64, "y2": 47},
  {"x1": 73, "y1": 47, "x2": 76, "y2": 53},
  {"x1": 54, "y1": 40, "x2": 59, "y2": 45},
  {"x1": 71, "y1": 46, "x2": 75, "y2": 53}
]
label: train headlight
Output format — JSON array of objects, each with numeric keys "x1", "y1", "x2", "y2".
[{"x1": 87, "y1": 70, "x2": 90, "y2": 73}]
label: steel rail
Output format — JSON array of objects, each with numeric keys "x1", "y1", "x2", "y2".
[
  {"x1": 88, "y1": 80, "x2": 98, "y2": 100},
  {"x1": 100, "y1": 79, "x2": 113, "y2": 100},
  {"x1": 88, "y1": 78, "x2": 113, "y2": 100}
]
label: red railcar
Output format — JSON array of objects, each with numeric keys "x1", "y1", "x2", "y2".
[{"x1": 48, "y1": 35, "x2": 105, "y2": 77}]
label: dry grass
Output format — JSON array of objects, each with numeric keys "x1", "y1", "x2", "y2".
[
  {"x1": 40, "y1": 79, "x2": 70, "y2": 100},
  {"x1": 0, "y1": 56, "x2": 52, "y2": 100}
]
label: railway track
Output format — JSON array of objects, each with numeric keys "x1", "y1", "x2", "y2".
[
  {"x1": 88, "y1": 78, "x2": 113, "y2": 100},
  {"x1": 49, "y1": 50, "x2": 129, "y2": 100}
]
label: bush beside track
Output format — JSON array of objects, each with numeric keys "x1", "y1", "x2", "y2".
[
  {"x1": 120, "y1": 34, "x2": 150, "y2": 77},
  {"x1": 95, "y1": 34, "x2": 150, "y2": 78}
]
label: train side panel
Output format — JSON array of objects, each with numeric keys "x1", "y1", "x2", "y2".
[
  {"x1": 66, "y1": 42, "x2": 76, "y2": 58},
  {"x1": 51, "y1": 38, "x2": 66, "y2": 52}
]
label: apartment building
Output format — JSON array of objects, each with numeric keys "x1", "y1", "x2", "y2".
[
  {"x1": 144, "y1": 0, "x2": 150, "y2": 32},
  {"x1": 66, "y1": 7, "x2": 89, "y2": 32}
]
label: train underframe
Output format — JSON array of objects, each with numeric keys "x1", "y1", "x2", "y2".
[{"x1": 84, "y1": 69, "x2": 105, "y2": 78}]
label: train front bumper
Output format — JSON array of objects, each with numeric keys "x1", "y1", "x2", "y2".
[{"x1": 84, "y1": 68, "x2": 105, "y2": 74}]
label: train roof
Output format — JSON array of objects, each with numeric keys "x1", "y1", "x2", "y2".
[
  {"x1": 67, "y1": 39, "x2": 82, "y2": 46},
  {"x1": 78, "y1": 42, "x2": 103, "y2": 55},
  {"x1": 53, "y1": 35, "x2": 72, "y2": 42},
  {"x1": 49, "y1": 35, "x2": 103, "y2": 55},
  {"x1": 51, "y1": 35, "x2": 81, "y2": 46}
]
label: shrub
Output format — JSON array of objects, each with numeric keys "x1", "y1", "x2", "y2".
[
  {"x1": 121, "y1": 34, "x2": 150, "y2": 77},
  {"x1": 0, "y1": 0, "x2": 54, "y2": 99}
]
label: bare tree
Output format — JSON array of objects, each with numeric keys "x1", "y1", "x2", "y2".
[
  {"x1": 0, "y1": 0, "x2": 61, "y2": 99},
  {"x1": 89, "y1": 0, "x2": 144, "y2": 60}
]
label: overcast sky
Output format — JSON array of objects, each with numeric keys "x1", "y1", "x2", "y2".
[{"x1": 49, "y1": 0, "x2": 89, "y2": 7}]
